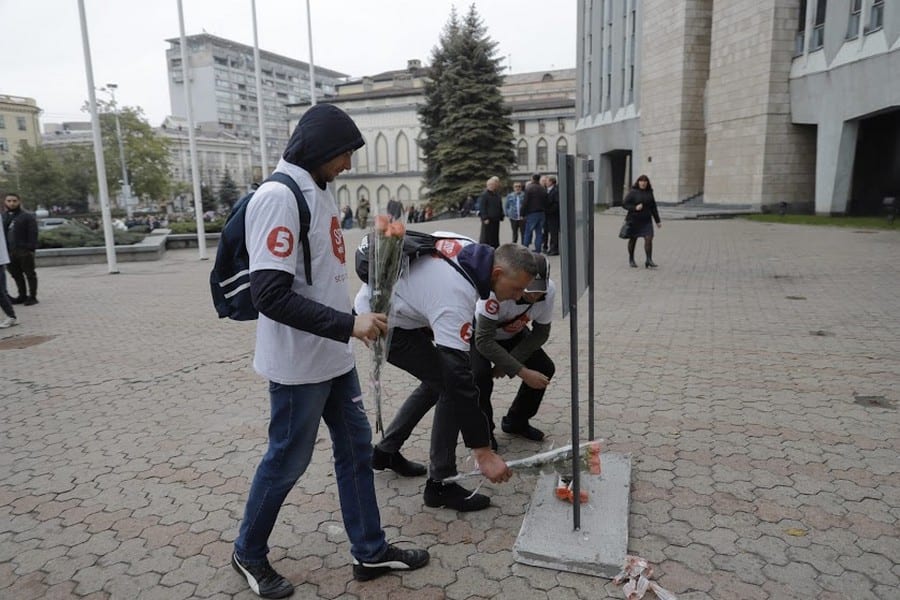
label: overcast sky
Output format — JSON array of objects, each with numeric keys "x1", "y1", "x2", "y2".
[{"x1": 1, "y1": 0, "x2": 576, "y2": 129}]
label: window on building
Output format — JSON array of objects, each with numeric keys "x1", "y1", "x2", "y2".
[
  {"x1": 847, "y1": 0, "x2": 862, "y2": 39},
  {"x1": 536, "y1": 138, "x2": 548, "y2": 167},
  {"x1": 0, "y1": 138, "x2": 8, "y2": 153},
  {"x1": 538, "y1": 119, "x2": 546, "y2": 134},
  {"x1": 795, "y1": 0, "x2": 808, "y2": 55},
  {"x1": 810, "y1": 0, "x2": 826, "y2": 50},
  {"x1": 518, "y1": 120, "x2": 526, "y2": 134},
  {"x1": 517, "y1": 140, "x2": 529, "y2": 167},
  {"x1": 556, "y1": 137, "x2": 568, "y2": 160},
  {"x1": 214, "y1": 56, "x2": 228, "y2": 66},
  {"x1": 558, "y1": 118, "x2": 566, "y2": 133},
  {"x1": 16, "y1": 117, "x2": 26, "y2": 131},
  {"x1": 170, "y1": 58, "x2": 182, "y2": 68},
  {"x1": 0, "y1": 115, "x2": 5, "y2": 129},
  {"x1": 868, "y1": 0, "x2": 884, "y2": 32}
]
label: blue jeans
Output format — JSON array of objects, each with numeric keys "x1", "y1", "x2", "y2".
[
  {"x1": 234, "y1": 368, "x2": 387, "y2": 564},
  {"x1": 523, "y1": 212, "x2": 545, "y2": 252}
]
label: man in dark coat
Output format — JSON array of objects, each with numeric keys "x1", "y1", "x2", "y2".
[
  {"x1": 544, "y1": 175, "x2": 560, "y2": 255},
  {"x1": 477, "y1": 176, "x2": 504, "y2": 248},
  {"x1": 522, "y1": 174, "x2": 548, "y2": 253},
  {"x1": 3, "y1": 193, "x2": 39, "y2": 305}
]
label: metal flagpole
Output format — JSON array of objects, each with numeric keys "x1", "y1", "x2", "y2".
[
  {"x1": 77, "y1": 0, "x2": 118, "y2": 274},
  {"x1": 306, "y1": 0, "x2": 317, "y2": 105},
  {"x1": 251, "y1": 0, "x2": 269, "y2": 175},
  {"x1": 176, "y1": 0, "x2": 208, "y2": 260}
]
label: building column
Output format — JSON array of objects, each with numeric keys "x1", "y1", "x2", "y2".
[{"x1": 815, "y1": 118, "x2": 857, "y2": 214}]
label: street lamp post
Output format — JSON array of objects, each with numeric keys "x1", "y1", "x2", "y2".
[{"x1": 104, "y1": 83, "x2": 133, "y2": 219}]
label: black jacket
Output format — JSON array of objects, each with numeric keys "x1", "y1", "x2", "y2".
[
  {"x1": 545, "y1": 185, "x2": 560, "y2": 219},
  {"x1": 3, "y1": 209, "x2": 38, "y2": 251},
  {"x1": 523, "y1": 182, "x2": 548, "y2": 215},
  {"x1": 477, "y1": 189, "x2": 503, "y2": 221},
  {"x1": 623, "y1": 188, "x2": 660, "y2": 225}
]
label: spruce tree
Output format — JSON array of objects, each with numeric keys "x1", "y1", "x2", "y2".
[
  {"x1": 419, "y1": 5, "x2": 514, "y2": 211},
  {"x1": 218, "y1": 170, "x2": 240, "y2": 210}
]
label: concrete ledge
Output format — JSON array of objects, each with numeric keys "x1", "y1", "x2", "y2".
[{"x1": 36, "y1": 228, "x2": 170, "y2": 267}]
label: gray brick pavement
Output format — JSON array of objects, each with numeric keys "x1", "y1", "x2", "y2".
[{"x1": 0, "y1": 215, "x2": 897, "y2": 599}]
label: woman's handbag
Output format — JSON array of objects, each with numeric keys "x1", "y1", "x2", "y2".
[{"x1": 618, "y1": 219, "x2": 633, "y2": 239}]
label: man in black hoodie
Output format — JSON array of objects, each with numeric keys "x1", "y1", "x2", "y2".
[
  {"x1": 3, "y1": 193, "x2": 39, "y2": 305},
  {"x1": 231, "y1": 104, "x2": 428, "y2": 599},
  {"x1": 355, "y1": 242, "x2": 536, "y2": 511}
]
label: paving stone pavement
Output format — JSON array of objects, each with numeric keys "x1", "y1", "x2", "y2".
[{"x1": 1, "y1": 214, "x2": 898, "y2": 600}]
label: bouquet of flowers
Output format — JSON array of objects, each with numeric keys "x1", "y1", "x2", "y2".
[
  {"x1": 442, "y1": 439, "x2": 603, "y2": 482},
  {"x1": 368, "y1": 214, "x2": 406, "y2": 433}
]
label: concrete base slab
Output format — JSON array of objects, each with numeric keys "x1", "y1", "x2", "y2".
[{"x1": 513, "y1": 453, "x2": 632, "y2": 578}]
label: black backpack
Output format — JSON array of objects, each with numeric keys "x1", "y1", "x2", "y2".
[
  {"x1": 210, "y1": 172, "x2": 312, "y2": 321},
  {"x1": 354, "y1": 229, "x2": 474, "y2": 287}
]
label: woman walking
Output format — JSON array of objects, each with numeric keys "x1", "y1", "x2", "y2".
[{"x1": 622, "y1": 174, "x2": 661, "y2": 268}]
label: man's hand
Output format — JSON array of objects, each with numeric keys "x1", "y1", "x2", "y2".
[
  {"x1": 473, "y1": 447, "x2": 512, "y2": 483},
  {"x1": 352, "y1": 312, "x2": 387, "y2": 343},
  {"x1": 491, "y1": 365, "x2": 506, "y2": 379},
  {"x1": 635, "y1": 203, "x2": 644, "y2": 211},
  {"x1": 518, "y1": 367, "x2": 550, "y2": 389}
]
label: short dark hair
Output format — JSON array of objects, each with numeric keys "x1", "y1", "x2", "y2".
[
  {"x1": 531, "y1": 174, "x2": 541, "y2": 183},
  {"x1": 4, "y1": 192, "x2": 21, "y2": 201},
  {"x1": 494, "y1": 243, "x2": 537, "y2": 277}
]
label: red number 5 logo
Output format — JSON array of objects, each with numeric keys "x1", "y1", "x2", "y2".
[{"x1": 267, "y1": 226, "x2": 294, "y2": 258}]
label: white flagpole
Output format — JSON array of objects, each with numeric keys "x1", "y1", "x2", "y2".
[
  {"x1": 306, "y1": 0, "x2": 317, "y2": 105},
  {"x1": 176, "y1": 0, "x2": 208, "y2": 260},
  {"x1": 77, "y1": 0, "x2": 118, "y2": 274},
  {"x1": 251, "y1": 0, "x2": 270, "y2": 175}
]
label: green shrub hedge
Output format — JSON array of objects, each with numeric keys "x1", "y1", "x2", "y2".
[
  {"x1": 39, "y1": 224, "x2": 146, "y2": 249},
  {"x1": 168, "y1": 219, "x2": 225, "y2": 234}
]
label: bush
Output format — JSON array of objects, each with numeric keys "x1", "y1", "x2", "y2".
[
  {"x1": 168, "y1": 219, "x2": 225, "y2": 234},
  {"x1": 39, "y1": 223, "x2": 146, "y2": 249}
]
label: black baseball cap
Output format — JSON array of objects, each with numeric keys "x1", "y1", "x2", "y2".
[{"x1": 525, "y1": 253, "x2": 549, "y2": 293}]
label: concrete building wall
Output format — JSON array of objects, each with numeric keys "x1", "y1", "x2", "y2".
[{"x1": 0, "y1": 95, "x2": 42, "y2": 176}]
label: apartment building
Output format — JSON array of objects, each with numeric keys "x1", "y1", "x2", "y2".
[{"x1": 166, "y1": 33, "x2": 347, "y2": 180}]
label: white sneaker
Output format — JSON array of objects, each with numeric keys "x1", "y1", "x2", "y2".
[{"x1": 0, "y1": 316, "x2": 17, "y2": 328}]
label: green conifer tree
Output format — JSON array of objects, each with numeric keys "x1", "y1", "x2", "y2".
[{"x1": 418, "y1": 5, "x2": 514, "y2": 211}]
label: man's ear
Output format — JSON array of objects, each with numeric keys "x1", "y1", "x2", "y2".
[{"x1": 491, "y1": 265, "x2": 504, "y2": 280}]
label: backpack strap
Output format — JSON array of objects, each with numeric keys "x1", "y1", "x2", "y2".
[{"x1": 266, "y1": 172, "x2": 313, "y2": 285}]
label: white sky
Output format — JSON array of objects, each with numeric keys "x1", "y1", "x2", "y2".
[{"x1": 1, "y1": 0, "x2": 576, "y2": 129}]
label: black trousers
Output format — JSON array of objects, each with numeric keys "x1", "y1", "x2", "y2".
[
  {"x1": 471, "y1": 334, "x2": 555, "y2": 429},
  {"x1": 479, "y1": 218, "x2": 501, "y2": 248},
  {"x1": 508, "y1": 219, "x2": 524, "y2": 244},
  {"x1": 7, "y1": 248, "x2": 37, "y2": 300},
  {"x1": 545, "y1": 216, "x2": 560, "y2": 254}
]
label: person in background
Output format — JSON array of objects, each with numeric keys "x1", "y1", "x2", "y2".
[
  {"x1": 622, "y1": 174, "x2": 662, "y2": 268},
  {"x1": 231, "y1": 103, "x2": 428, "y2": 599},
  {"x1": 477, "y1": 176, "x2": 504, "y2": 248},
  {"x1": 522, "y1": 174, "x2": 547, "y2": 253},
  {"x1": 356, "y1": 196, "x2": 370, "y2": 229},
  {"x1": 2, "y1": 193, "x2": 39, "y2": 305},
  {"x1": 544, "y1": 175, "x2": 560, "y2": 256},
  {"x1": 504, "y1": 181, "x2": 525, "y2": 244},
  {"x1": 0, "y1": 218, "x2": 18, "y2": 328}
]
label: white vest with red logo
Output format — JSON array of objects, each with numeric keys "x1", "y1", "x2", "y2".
[{"x1": 246, "y1": 159, "x2": 354, "y2": 384}]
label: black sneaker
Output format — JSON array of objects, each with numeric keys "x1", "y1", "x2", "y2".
[
  {"x1": 23, "y1": 297, "x2": 38, "y2": 306},
  {"x1": 372, "y1": 447, "x2": 426, "y2": 477},
  {"x1": 231, "y1": 553, "x2": 294, "y2": 598},
  {"x1": 423, "y1": 478, "x2": 491, "y2": 512},
  {"x1": 9, "y1": 296, "x2": 24, "y2": 305},
  {"x1": 501, "y1": 417, "x2": 545, "y2": 441},
  {"x1": 352, "y1": 543, "x2": 430, "y2": 582}
]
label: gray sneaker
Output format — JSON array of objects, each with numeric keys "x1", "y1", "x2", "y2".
[{"x1": 0, "y1": 316, "x2": 17, "y2": 329}]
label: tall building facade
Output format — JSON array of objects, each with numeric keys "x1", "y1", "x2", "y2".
[
  {"x1": 576, "y1": 0, "x2": 899, "y2": 214},
  {"x1": 0, "y1": 95, "x2": 42, "y2": 180},
  {"x1": 166, "y1": 33, "x2": 347, "y2": 181},
  {"x1": 287, "y1": 61, "x2": 576, "y2": 215}
]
